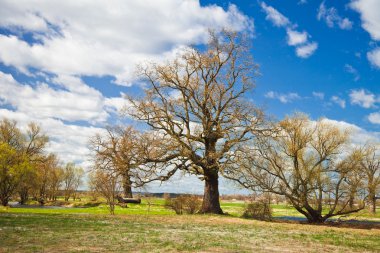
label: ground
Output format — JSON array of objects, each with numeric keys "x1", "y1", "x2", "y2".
[{"x1": 0, "y1": 199, "x2": 379, "y2": 252}]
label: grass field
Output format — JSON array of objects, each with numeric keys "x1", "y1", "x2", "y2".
[{"x1": 0, "y1": 199, "x2": 379, "y2": 252}]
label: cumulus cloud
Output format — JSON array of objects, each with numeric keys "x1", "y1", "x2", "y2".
[
  {"x1": 368, "y1": 112, "x2": 380, "y2": 124},
  {"x1": 331, "y1": 96, "x2": 346, "y2": 108},
  {"x1": 350, "y1": 0, "x2": 380, "y2": 68},
  {"x1": 286, "y1": 29, "x2": 308, "y2": 46},
  {"x1": 350, "y1": 0, "x2": 380, "y2": 40},
  {"x1": 367, "y1": 48, "x2": 380, "y2": 68},
  {"x1": 260, "y1": 2, "x2": 317, "y2": 58},
  {"x1": 317, "y1": 2, "x2": 353, "y2": 30},
  {"x1": 349, "y1": 89, "x2": 376, "y2": 108},
  {"x1": 296, "y1": 42, "x2": 318, "y2": 58},
  {"x1": 0, "y1": 71, "x2": 127, "y2": 123},
  {"x1": 0, "y1": 0, "x2": 253, "y2": 85},
  {"x1": 265, "y1": 91, "x2": 301, "y2": 103}
]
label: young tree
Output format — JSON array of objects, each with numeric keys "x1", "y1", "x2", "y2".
[
  {"x1": 62, "y1": 162, "x2": 84, "y2": 201},
  {"x1": 127, "y1": 30, "x2": 264, "y2": 214},
  {"x1": 89, "y1": 169, "x2": 121, "y2": 215},
  {"x1": 90, "y1": 126, "x2": 141, "y2": 198},
  {"x1": 230, "y1": 115, "x2": 366, "y2": 223}
]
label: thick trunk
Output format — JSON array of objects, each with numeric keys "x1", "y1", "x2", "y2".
[
  {"x1": 122, "y1": 174, "x2": 133, "y2": 198},
  {"x1": 369, "y1": 191, "x2": 376, "y2": 214},
  {"x1": 306, "y1": 212, "x2": 326, "y2": 223},
  {"x1": 1, "y1": 196, "x2": 9, "y2": 206},
  {"x1": 200, "y1": 171, "x2": 223, "y2": 214}
]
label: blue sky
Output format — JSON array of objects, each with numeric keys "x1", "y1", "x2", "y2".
[{"x1": 0, "y1": 0, "x2": 380, "y2": 193}]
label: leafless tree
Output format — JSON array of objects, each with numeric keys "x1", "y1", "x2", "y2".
[
  {"x1": 89, "y1": 169, "x2": 121, "y2": 215},
  {"x1": 230, "y1": 114, "x2": 366, "y2": 223},
  {"x1": 359, "y1": 145, "x2": 380, "y2": 213},
  {"x1": 126, "y1": 30, "x2": 265, "y2": 214},
  {"x1": 90, "y1": 126, "x2": 142, "y2": 198},
  {"x1": 62, "y1": 162, "x2": 84, "y2": 201}
]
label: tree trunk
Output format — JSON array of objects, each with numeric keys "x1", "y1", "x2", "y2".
[
  {"x1": 19, "y1": 187, "x2": 29, "y2": 205},
  {"x1": 306, "y1": 213, "x2": 326, "y2": 223},
  {"x1": 122, "y1": 174, "x2": 133, "y2": 198},
  {"x1": 200, "y1": 170, "x2": 223, "y2": 214},
  {"x1": 369, "y1": 191, "x2": 376, "y2": 214},
  {"x1": 1, "y1": 196, "x2": 9, "y2": 206}
]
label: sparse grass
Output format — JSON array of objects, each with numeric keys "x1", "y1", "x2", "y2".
[{"x1": 0, "y1": 199, "x2": 379, "y2": 252}]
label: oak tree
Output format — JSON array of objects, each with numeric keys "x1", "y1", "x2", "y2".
[{"x1": 127, "y1": 30, "x2": 264, "y2": 214}]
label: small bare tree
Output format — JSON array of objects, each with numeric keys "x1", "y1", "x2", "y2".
[
  {"x1": 62, "y1": 162, "x2": 84, "y2": 201},
  {"x1": 89, "y1": 170, "x2": 121, "y2": 215},
  {"x1": 231, "y1": 114, "x2": 366, "y2": 223}
]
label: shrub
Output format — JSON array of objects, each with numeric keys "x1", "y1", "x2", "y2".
[
  {"x1": 165, "y1": 195, "x2": 201, "y2": 214},
  {"x1": 242, "y1": 200, "x2": 272, "y2": 220}
]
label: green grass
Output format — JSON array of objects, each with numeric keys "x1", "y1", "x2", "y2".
[
  {"x1": 0, "y1": 199, "x2": 379, "y2": 252},
  {"x1": 0, "y1": 211, "x2": 379, "y2": 252}
]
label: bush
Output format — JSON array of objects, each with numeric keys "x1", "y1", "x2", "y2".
[
  {"x1": 165, "y1": 195, "x2": 201, "y2": 214},
  {"x1": 242, "y1": 200, "x2": 272, "y2": 220}
]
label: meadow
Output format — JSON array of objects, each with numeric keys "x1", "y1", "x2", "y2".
[{"x1": 0, "y1": 198, "x2": 379, "y2": 252}]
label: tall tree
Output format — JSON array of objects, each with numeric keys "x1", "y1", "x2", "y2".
[
  {"x1": 230, "y1": 115, "x2": 366, "y2": 223},
  {"x1": 127, "y1": 30, "x2": 264, "y2": 214}
]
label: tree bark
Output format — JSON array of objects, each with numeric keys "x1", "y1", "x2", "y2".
[
  {"x1": 0, "y1": 196, "x2": 9, "y2": 206},
  {"x1": 369, "y1": 190, "x2": 377, "y2": 214},
  {"x1": 200, "y1": 170, "x2": 223, "y2": 214},
  {"x1": 122, "y1": 174, "x2": 133, "y2": 198},
  {"x1": 19, "y1": 187, "x2": 28, "y2": 205}
]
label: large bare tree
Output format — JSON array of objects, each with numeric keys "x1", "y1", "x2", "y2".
[
  {"x1": 127, "y1": 30, "x2": 264, "y2": 214},
  {"x1": 230, "y1": 114, "x2": 366, "y2": 223}
]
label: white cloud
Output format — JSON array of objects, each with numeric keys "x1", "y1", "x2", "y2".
[
  {"x1": 350, "y1": 0, "x2": 380, "y2": 40},
  {"x1": 350, "y1": 0, "x2": 380, "y2": 68},
  {"x1": 265, "y1": 91, "x2": 301, "y2": 103},
  {"x1": 0, "y1": 71, "x2": 109, "y2": 123},
  {"x1": 286, "y1": 29, "x2": 308, "y2": 46},
  {"x1": 317, "y1": 2, "x2": 353, "y2": 30},
  {"x1": 367, "y1": 48, "x2": 380, "y2": 68},
  {"x1": 344, "y1": 64, "x2": 360, "y2": 81},
  {"x1": 322, "y1": 118, "x2": 380, "y2": 145},
  {"x1": 296, "y1": 42, "x2": 318, "y2": 58},
  {"x1": 0, "y1": 71, "x2": 129, "y2": 123},
  {"x1": 331, "y1": 96, "x2": 346, "y2": 108},
  {"x1": 260, "y1": 2, "x2": 289, "y2": 27},
  {"x1": 349, "y1": 89, "x2": 376, "y2": 108},
  {"x1": 0, "y1": 0, "x2": 252, "y2": 85},
  {"x1": 368, "y1": 112, "x2": 380, "y2": 124},
  {"x1": 260, "y1": 2, "x2": 317, "y2": 58},
  {"x1": 298, "y1": 0, "x2": 308, "y2": 5},
  {"x1": 312, "y1": 92, "x2": 325, "y2": 100}
]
